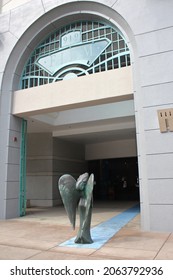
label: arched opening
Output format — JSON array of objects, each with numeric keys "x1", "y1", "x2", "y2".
[
  {"x1": 20, "y1": 20, "x2": 130, "y2": 87},
  {"x1": 1, "y1": 1, "x2": 139, "y2": 220},
  {"x1": 16, "y1": 18, "x2": 137, "y2": 212}
]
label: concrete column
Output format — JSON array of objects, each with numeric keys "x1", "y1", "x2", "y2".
[{"x1": 0, "y1": 105, "x2": 22, "y2": 218}]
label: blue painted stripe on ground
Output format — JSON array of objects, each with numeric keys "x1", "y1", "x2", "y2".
[{"x1": 59, "y1": 204, "x2": 140, "y2": 249}]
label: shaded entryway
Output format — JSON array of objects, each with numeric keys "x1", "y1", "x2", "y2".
[{"x1": 88, "y1": 157, "x2": 139, "y2": 201}]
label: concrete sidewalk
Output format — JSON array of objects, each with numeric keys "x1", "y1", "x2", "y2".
[{"x1": 0, "y1": 201, "x2": 173, "y2": 260}]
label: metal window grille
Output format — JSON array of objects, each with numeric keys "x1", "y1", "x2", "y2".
[{"x1": 20, "y1": 20, "x2": 130, "y2": 89}]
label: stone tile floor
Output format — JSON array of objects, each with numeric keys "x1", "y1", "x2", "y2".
[{"x1": 0, "y1": 201, "x2": 173, "y2": 260}]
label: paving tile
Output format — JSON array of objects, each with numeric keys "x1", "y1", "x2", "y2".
[
  {"x1": 92, "y1": 246, "x2": 157, "y2": 260},
  {"x1": 0, "y1": 244, "x2": 41, "y2": 260},
  {"x1": 29, "y1": 251, "x2": 110, "y2": 260},
  {"x1": 123, "y1": 215, "x2": 140, "y2": 230},
  {"x1": 0, "y1": 202, "x2": 172, "y2": 260},
  {"x1": 155, "y1": 246, "x2": 173, "y2": 260},
  {"x1": 155, "y1": 233, "x2": 173, "y2": 260},
  {"x1": 28, "y1": 250, "x2": 105, "y2": 260},
  {"x1": 22, "y1": 230, "x2": 74, "y2": 242},
  {"x1": 50, "y1": 246, "x2": 96, "y2": 256},
  {"x1": 0, "y1": 235, "x2": 58, "y2": 251},
  {"x1": 166, "y1": 233, "x2": 173, "y2": 241},
  {"x1": 105, "y1": 228, "x2": 170, "y2": 251}
]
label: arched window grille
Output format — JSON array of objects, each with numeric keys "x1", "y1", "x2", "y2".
[{"x1": 20, "y1": 20, "x2": 130, "y2": 89}]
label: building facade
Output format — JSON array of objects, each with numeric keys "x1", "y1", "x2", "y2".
[{"x1": 0, "y1": 0, "x2": 173, "y2": 232}]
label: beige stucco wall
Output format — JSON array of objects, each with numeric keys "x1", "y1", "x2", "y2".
[{"x1": 27, "y1": 133, "x2": 86, "y2": 207}]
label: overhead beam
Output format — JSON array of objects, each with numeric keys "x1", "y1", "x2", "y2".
[
  {"x1": 12, "y1": 66, "x2": 133, "y2": 117},
  {"x1": 52, "y1": 117, "x2": 135, "y2": 137}
]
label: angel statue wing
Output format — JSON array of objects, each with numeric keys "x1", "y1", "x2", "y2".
[
  {"x1": 58, "y1": 174, "x2": 80, "y2": 229},
  {"x1": 81, "y1": 173, "x2": 94, "y2": 229},
  {"x1": 74, "y1": 173, "x2": 94, "y2": 244}
]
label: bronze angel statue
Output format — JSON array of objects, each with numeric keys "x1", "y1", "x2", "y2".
[{"x1": 58, "y1": 172, "x2": 94, "y2": 244}]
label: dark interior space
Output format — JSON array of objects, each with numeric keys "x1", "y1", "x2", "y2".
[{"x1": 88, "y1": 157, "x2": 139, "y2": 201}]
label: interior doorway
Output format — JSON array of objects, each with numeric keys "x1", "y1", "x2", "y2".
[{"x1": 88, "y1": 157, "x2": 139, "y2": 201}]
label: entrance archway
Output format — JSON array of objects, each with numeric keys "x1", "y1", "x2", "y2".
[{"x1": 1, "y1": 1, "x2": 139, "y2": 219}]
